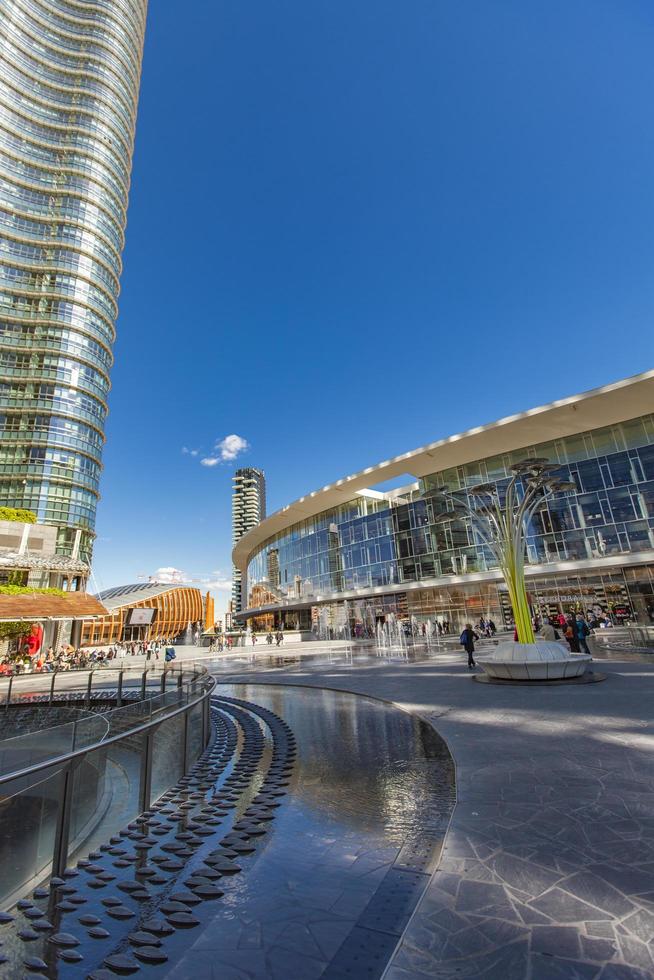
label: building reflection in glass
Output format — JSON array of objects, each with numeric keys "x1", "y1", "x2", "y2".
[{"x1": 246, "y1": 418, "x2": 654, "y2": 630}]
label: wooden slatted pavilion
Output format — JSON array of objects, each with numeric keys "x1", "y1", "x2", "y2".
[{"x1": 80, "y1": 583, "x2": 204, "y2": 646}]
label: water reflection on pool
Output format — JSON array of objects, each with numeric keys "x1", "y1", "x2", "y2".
[
  {"x1": 166, "y1": 683, "x2": 455, "y2": 980},
  {"x1": 204, "y1": 637, "x2": 462, "y2": 677}
]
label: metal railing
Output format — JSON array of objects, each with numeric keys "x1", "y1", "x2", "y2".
[
  {"x1": 588, "y1": 625, "x2": 654, "y2": 658},
  {"x1": 1, "y1": 661, "x2": 204, "y2": 711},
  {"x1": 0, "y1": 663, "x2": 214, "y2": 908},
  {"x1": 623, "y1": 625, "x2": 654, "y2": 649}
]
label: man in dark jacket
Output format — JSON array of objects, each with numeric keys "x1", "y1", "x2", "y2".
[
  {"x1": 575, "y1": 614, "x2": 591, "y2": 655},
  {"x1": 460, "y1": 624, "x2": 477, "y2": 669}
]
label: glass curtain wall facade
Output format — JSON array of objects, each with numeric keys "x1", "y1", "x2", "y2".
[
  {"x1": 245, "y1": 416, "x2": 654, "y2": 630},
  {"x1": 0, "y1": 0, "x2": 148, "y2": 563}
]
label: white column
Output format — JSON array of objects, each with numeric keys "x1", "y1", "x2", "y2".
[{"x1": 18, "y1": 522, "x2": 30, "y2": 555}]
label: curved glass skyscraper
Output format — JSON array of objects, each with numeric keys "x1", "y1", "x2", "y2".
[{"x1": 0, "y1": 0, "x2": 148, "y2": 563}]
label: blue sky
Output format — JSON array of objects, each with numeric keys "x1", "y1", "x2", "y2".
[{"x1": 92, "y1": 0, "x2": 654, "y2": 611}]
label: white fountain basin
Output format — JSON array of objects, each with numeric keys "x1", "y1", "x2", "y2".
[{"x1": 475, "y1": 640, "x2": 592, "y2": 681}]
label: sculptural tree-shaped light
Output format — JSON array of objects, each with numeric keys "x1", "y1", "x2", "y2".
[{"x1": 426, "y1": 460, "x2": 576, "y2": 644}]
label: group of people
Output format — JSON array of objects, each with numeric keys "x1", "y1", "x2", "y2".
[
  {"x1": 242, "y1": 630, "x2": 284, "y2": 647},
  {"x1": 206, "y1": 631, "x2": 284, "y2": 652},
  {"x1": 0, "y1": 645, "x2": 106, "y2": 674},
  {"x1": 208, "y1": 635, "x2": 238, "y2": 652},
  {"x1": 415, "y1": 620, "x2": 453, "y2": 637},
  {"x1": 459, "y1": 609, "x2": 606, "y2": 668},
  {"x1": 97, "y1": 639, "x2": 178, "y2": 662},
  {"x1": 477, "y1": 617, "x2": 497, "y2": 638},
  {"x1": 0, "y1": 637, "x2": 181, "y2": 675},
  {"x1": 249, "y1": 631, "x2": 284, "y2": 647},
  {"x1": 538, "y1": 615, "x2": 592, "y2": 654},
  {"x1": 350, "y1": 620, "x2": 455, "y2": 640},
  {"x1": 106, "y1": 639, "x2": 176, "y2": 660}
]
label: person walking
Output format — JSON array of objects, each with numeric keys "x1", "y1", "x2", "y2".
[
  {"x1": 564, "y1": 617, "x2": 580, "y2": 653},
  {"x1": 575, "y1": 614, "x2": 591, "y2": 655},
  {"x1": 460, "y1": 623, "x2": 477, "y2": 669},
  {"x1": 539, "y1": 617, "x2": 559, "y2": 641}
]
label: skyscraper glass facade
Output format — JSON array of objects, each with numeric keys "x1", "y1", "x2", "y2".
[
  {"x1": 244, "y1": 415, "x2": 654, "y2": 630},
  {"x1": 0, "y1": 0, "x2": 148, "y2": 562},
  {"x1": 231, "y1": 467, "x2": 266, "y2": 615}
]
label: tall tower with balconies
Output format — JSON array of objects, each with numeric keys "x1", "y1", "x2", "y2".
[
  {"x1": 0, "y1": 0, "x2": 148, "y2": 566},
  {"x1": 232, "y1": 467, "x2": 265, "y2": 617}
]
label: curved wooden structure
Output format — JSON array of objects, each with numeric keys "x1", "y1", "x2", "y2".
[{"x1": 80, "y1": 584, "x2": 203, "y2": 646}]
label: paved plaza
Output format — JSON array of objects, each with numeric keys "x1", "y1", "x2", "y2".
[
  {"x1": 209, "y1": 645, "x2": 654, "y2": 979},
  {"x1": 1, "y1": 641, "x2": 653, "y2": 979}
]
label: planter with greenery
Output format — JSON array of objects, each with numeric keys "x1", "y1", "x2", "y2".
[
  {"x1": 0, "y1": 507, "x2": 37, "y2": 524},
  {"x1": 0, "y1": 585, "x2": 66, "y2": 597}
]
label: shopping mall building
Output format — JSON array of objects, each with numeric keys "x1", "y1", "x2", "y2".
[{"x1": 233, "y1": 371, "x2": 654, "y2": 637}]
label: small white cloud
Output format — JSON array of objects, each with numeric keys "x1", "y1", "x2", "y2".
[
  {"x1": 202, "y1": 578, "x2": 232, "y2": 591},
  {"x1": 150, "y1": 566, "x2": 188, "y2": 584},
  {"x1": 148, "y1": 567, "x2": 232, "y2": 593},
  {"x1": 198, "y1": 569, "x2": 232, "y2": 591},
  {"x1": 216, "y1": 434, "x2": 249, "y2": 462},
  {"x1": 195, "y1": 435, "x2": 249, "y2": 468}
]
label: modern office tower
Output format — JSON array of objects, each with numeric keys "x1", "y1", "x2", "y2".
[
  {"x1": 232, "y1": 467, "x2": 265, "y2": 615},
  {"x1": 0, "y1": 0, "x2": 148, "y2": 566}
]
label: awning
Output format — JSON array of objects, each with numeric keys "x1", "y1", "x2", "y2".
[{"x1": 0, "y1": 592, "x2": 109, "y2": 622}]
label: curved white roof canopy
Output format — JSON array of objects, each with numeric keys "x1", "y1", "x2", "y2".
[
  {"x1": 233, "y1": 369, "x2": 654, "y2": 574},
  {"x1": 95, "y1": 582, "x2": 200, "y2": 611}
]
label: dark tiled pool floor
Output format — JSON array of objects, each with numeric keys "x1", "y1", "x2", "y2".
[{"x1": 167, "y1": 684, "x2": 455, "y2": 980}]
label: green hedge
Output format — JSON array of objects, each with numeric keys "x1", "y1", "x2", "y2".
[
  {"x1": 0, "y1": 585, "x2": 66, "y2": 597},
  {"x1": 0, "y1": 622, "x2": 27, "y2": 640},
  {"x1": 0, "y1": 507, "x2": 37, "y2": 524}
]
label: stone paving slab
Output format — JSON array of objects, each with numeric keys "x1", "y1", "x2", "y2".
[{"x1": 219, "y1": 657, "x2": 654, "y2": 979}]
